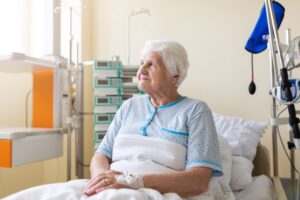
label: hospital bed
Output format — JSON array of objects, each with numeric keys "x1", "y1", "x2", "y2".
[
  {"x1": 1, "y1": 112, "x2": 286, "y2": 200},
  {"x1": 0, "y1": 55, "x2": 286, "y2": 200},
  {"x1": 213, "y1": 113, "x2": 285, "y2": 200},
  {"x1": 250, "y1": 144, "x2": 287, "y2": 200},
  {"x1": 230, "y1": 143, "x2": 286, "y2": 199}
]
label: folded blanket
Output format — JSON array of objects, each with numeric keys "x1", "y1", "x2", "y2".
[{"x1": 111, "y1": 134, "x2": 186, "y2": 174}]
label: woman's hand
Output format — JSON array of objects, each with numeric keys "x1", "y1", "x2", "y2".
[{"x1": 84, "y1": 170, "x2": 129, "y2": 196}]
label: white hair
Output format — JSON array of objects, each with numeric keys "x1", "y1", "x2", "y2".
[{"x1": 140, "y1": 40, "x2": 189, "y2": 87}]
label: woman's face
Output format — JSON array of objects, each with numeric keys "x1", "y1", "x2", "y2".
[{"x1": 137, "y1": 51, "x2": 177, "y2": 93}]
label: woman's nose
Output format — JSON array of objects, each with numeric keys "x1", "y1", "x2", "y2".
[{"x1": 139, "y1": 64, "x2": 147, "y2": 74}]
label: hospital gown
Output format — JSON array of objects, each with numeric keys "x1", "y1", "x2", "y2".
[{"x1": 97, "y1": 95, "x2": 223, "y2": 176}]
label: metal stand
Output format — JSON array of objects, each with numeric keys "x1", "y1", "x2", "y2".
[
  {"x1": 127, "y1": 8, "x2": 150, "y2": 65},
  {"x1": 75, "y1": 56, "x2": 84, "y2": 179},
  {"x1": 54, "y1": 4, "x2": 85, "y2": 180},
  {"x1": 265, "y1": 1, "x2": 300, "y2": 199},
  {"x1": 265, "y1": 0, "x2": 281, "y2": 177}
]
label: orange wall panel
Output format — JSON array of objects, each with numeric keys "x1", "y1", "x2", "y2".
[
  {"x1": 0, "y1": 140, "x2": 12, "y2": 168},
  {"x1": 32, "y1": 70, "x2": 54, "y2": 128}
]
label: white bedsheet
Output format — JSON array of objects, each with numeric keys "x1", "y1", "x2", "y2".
[
  {"x1": 3, "y1": 179, "x2": 185, "y2": 200},
  {"x1": 4, "y1": 176, "x2": 274, "y2": 200},
  {"x1": 233, "y1": 175, "x2": 275, "y2": 200},
  {"x1": 3, "y1": 178, "x2": 232, "y2": 200}
]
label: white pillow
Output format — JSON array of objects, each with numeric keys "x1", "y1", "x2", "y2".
[
  {"x1": 217, "y1": 135, "x2": 232, "y2": 185},
  {"x1": 213, "y1": 112, "x2": 267, "y2": 161},
  {"x1": 214, "y1": 135, "x2": 235, "y2": 199},
  {"x1": 230, "y1": 156, "x2": 254, "y2": 191}
]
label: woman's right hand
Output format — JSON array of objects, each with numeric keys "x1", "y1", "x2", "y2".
[{"x1": 83, "y1": 170, "x2": 128, "y2": 196}]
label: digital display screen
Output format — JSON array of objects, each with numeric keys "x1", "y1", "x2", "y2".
[
  {"x1": 98, "y1": 134, "x2": 105, "y2": 139},
  {"x1": 98, "y1": 116, "x2": 109, "y2": 121},
  {"x1": 97, "y1": 62, "x2": 108, "y2": 67},
  {"x1": 122, "y1": 95, "x2": 132, "y2": 100},
  {"x1": 97, "y1": 98, "x2": 108, "y2": 103},
  {"x1": 97, "y1": 79, "x2": 108, "y2": 85}
]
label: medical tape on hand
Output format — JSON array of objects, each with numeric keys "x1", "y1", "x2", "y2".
[{"x1": 115, "y1": 171, "x2": 144, "y2": 189}]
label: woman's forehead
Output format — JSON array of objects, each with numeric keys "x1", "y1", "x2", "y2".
[{"x1": 142, "y1": 51, "x2": 162, "y2": 61}]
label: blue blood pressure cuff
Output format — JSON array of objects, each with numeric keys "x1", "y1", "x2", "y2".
[{"x1": 245, "y1": 1, "x2": 285, "y2": 54}]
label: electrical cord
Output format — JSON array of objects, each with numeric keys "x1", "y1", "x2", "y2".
[
  {"x1": 284, "y1": 36, "x2": 300, "y2": 71},
  {"x1": 77, "y1": 160, "x2": 90, "y2": 167},
  {"x1": 277, "y1": 106, "x2": 299, "y2": 174}
]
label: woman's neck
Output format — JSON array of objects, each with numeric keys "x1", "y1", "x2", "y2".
[{"x1": 148, "y1": 91, "x2": 182, "y2": 108}]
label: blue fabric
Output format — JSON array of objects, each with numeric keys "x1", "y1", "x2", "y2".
[{"x1": 245, "y1": 1, "x2": 285, "y2": 53}]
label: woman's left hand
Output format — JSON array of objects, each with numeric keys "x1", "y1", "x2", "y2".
[{"x1": 84, "y1": 170, "x2": 129, "y2": 196}]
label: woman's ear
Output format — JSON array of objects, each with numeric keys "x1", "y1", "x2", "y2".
[{"x1": 172, "y1": 75, "x2": 179, "y2": 85}]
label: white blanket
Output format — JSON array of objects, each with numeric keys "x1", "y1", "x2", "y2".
[
  {"x1": 3, "y1": 179, "x2": 185, "y2": 200},
  {"x1": 111, "y1": 134, "x2": 186, "y2": 174},
  {"x1": 3, "y1": 134, "x2": 232, "y2": 200},
  {"x1": 3, "y1": 179, "x2": 231, "y2": 200}
]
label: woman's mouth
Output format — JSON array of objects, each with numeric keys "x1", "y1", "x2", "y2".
[{"x1": 140, "y1": 76, "x2": 149, "y2": 80}]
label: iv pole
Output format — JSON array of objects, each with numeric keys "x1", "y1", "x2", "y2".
[
  {"x1": 265, "y1": 0, "x2": 280, "y2": 177},
  {"x1": 54, "y1": 4, "x2": 85, "y2": 181},
  {"x1": 265, "y1": 1, "x2": 300, "y2": 198},
  {"x1": 127, "y1": 8, "x2": 150, "y2": 65}
]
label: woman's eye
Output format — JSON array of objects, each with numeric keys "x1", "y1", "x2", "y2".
[{"x1": 149, "y1": 62, "x2": 155, "y2": 67}]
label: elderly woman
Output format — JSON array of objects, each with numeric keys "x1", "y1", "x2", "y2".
[
  {"x1": 84, "y1": 40, "x2": 223, "y2": 198},
  {"x1": 3, "y1": 40, "x2": 223, "y2": 200}
]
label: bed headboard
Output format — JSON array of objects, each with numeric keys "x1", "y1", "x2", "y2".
[{"x1": 252, "y1": 143, "x2": 271, "y2": 178}]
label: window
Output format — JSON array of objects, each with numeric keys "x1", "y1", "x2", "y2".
[
  {"x1": 0, "y1": 0, "x2": 59, "y2": 57},
  {"x1": 0, "y1": 0, "x2": 25, "y2": 54}
]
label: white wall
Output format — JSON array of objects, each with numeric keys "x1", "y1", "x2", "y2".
[
  {"x1": 0, "y1": 73, "x2": 44, "y2": 198},
  {"x1": 2, "y1": 1, "x2": 300, "y2": 197},
  {"x1": 82, "y1": 0, "x2": 300, "y2": 178}
]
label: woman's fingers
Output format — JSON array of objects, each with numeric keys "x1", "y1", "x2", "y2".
[
  {"x1": 84, "y1": 175, "x2": 104, "y2": 194},
  {"x1": 95, "y1": 184, "x2": 114, "y2": 193},
  {"x1": 85, "y1": 178, "x2": 114, "y2": 196},
  {"x1": 84, "y1": 171, "x2": 123, "y2": 196}
]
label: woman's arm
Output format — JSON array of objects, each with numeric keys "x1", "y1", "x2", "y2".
[
  {"x1": 143, "y1": 167, "x2": 211, "y2": 197},
  {"x1": 84, "y1": 153, "x2": 112, "y2": 195},
  {"x1": 90, "y1": 152, "x2": 111, "y2": 178}
]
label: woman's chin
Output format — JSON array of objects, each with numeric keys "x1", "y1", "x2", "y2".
[
  {"x1": 138, "y1": 83, "x2": 146, "y2": 90},
  {"x1": 138, "y1": 87, "x2": 145, "y2": 92}
]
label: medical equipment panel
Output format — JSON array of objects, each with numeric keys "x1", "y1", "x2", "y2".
[
  {"x1": 94, "y1": 60, "x2": 122, "y2": 70},
  {"x1": 94, "y1": 113, "x2": 115, "y2": 124},
  {"x1": 94, "y1": 77, "x2": 133, "y2": 88},
  {"x1": 0, "y1": 53, "x2": 67, "y2": 168},
  {"x1": 271, "y1": 78, "x2": 300, "y2": 104},
  {"x1": 93, "y1": 84, "x2": 142, "y2": 95},
  {"x1": 94, "y1": 124, "x2": 110, "y2": 132},
  {"x1": 92, "y1": 59, "x2": 143, "y2": 150},
  {"x1": 93, "y1": 95, "x2": 132, "y2": 113},
  {"x1": 94, "y1": 130, "x2": 106, "y2": 142},
  {"x1": 94, "y1": 95, "x2": 122, "y2": 106},
  {"x1": 0, "y1": 128, "x2": 62, "y2": 167}
]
